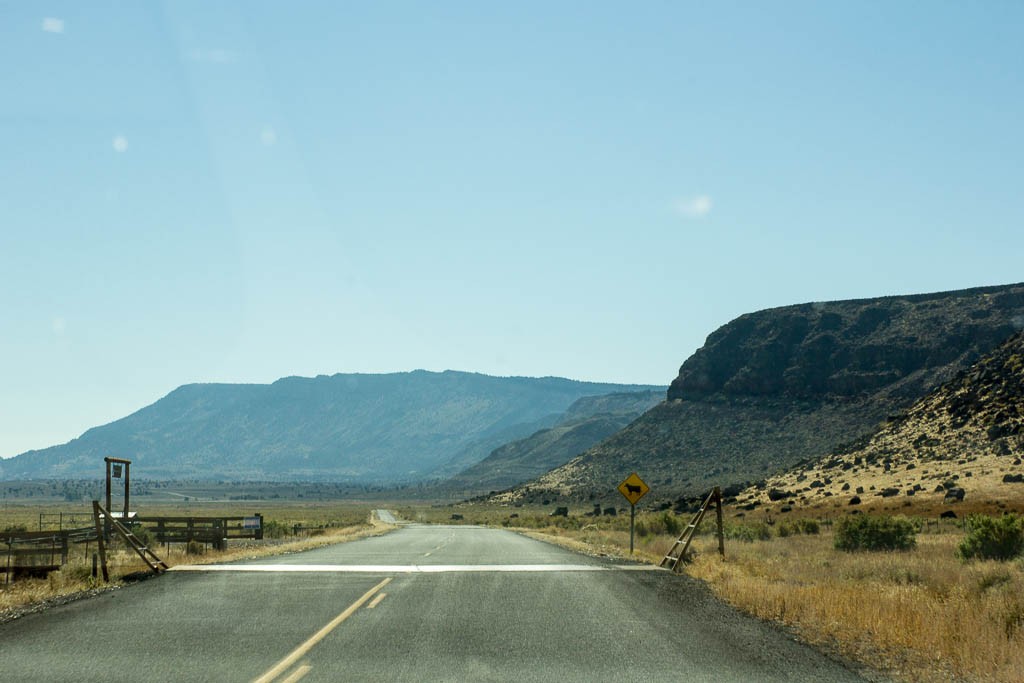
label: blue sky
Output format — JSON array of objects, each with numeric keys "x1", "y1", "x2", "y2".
[{"x1": 2, "y1": 1, "x2": 1023, "y2": 459}]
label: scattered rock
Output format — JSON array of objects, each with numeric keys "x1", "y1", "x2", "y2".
[{"x1": 943, "y1": 487, "x2": 966, "y2": 502}]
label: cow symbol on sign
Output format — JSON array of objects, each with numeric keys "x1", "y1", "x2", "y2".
[{"x1": 618, "y1": 473, "x2": 650, "y2": 506}]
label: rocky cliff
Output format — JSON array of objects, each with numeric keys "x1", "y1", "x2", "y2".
[
  {"x1": 740, "y1": 331, "x2": 1024, "y2": 513},
  {"x1": 496, "y1": 283, "x2": 1024, "y2": 507},
  {"x1": 670, "y1": 284, "x2": 1024, "y2": 402}
]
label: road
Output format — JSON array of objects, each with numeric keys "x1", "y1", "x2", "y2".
[{"x1": 0, "y1": 518, "x2": 867, "y2": 682}]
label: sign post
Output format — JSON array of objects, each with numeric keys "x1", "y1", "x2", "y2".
[
  {"x1": 103, "y1": 457, "x2": 132, "y2": 540},
  {"x1": 617, "y1": 472, "x2": 650, "y2": 554}
]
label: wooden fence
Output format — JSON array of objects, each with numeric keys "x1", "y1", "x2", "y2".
[
  {"x1": 2, "y1": 528, "x2": 97, "y2": 582},
  {"x1": 135, "y1": 515, "x2": 263, "y2": 551}
]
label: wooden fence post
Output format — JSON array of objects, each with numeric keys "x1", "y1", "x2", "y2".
[{"x1": 91, "y1": 501, "x2": 109, "y2": 582}]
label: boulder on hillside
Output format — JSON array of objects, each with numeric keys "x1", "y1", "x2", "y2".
[
  {"x1": 768, "y1": 488, "x2": 794, "y2": 501},
  {"x1": 943, "y1": 487, "x2": 966, "y2": 502}
]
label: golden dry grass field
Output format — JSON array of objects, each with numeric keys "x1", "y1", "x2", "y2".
[{"x1": 1, "y1": 501, "x2": 390, "y2": 621}]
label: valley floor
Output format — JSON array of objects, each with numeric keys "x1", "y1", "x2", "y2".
[{"x1": 7, "y1": 495, "x2": 1024, "y2": 681}]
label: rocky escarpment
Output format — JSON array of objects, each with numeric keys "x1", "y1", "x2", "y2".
[
  {"x1": 741, "y1": 331, "x2": 1024, "y2": 513},
  {"x1": 670, "y1": 284, "x2": 1024, "y2": 402},
  {"x1": 495, "y1": 283, "x2": 1024, "y2": 507}
]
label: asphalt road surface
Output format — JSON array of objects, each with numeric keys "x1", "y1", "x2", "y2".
[{"x1": 0, "y1": 517, "x2": 868, "y2": 682}]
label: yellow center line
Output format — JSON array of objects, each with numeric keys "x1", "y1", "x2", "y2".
[
  {"x1": 366, "y1": 592, "x2": 387, "y2": 609},
  {"x1": 280, "y1": 664, "x2": 312, "y2": 683},
  {"x1": 252, "y1": 577, "x2": 391, "y2": 683}
]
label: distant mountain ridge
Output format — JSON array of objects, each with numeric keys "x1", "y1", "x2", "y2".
[
  {"x1": 495, "y1": 283, "x2": 1024, "y2": 506},
  {"x1": 0, "y1": 371, "x2": 662, "y2": 482},
  {"x1": 441, "y1": 390, "x2": 663, "y2": 496}
]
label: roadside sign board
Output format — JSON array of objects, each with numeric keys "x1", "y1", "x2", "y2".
[
  {"x1": 243, "y1": 517, "x2": 262, "y2": 529},
  {"x1": 617, "y1": 472, "x2": 650, "y2": 506}
]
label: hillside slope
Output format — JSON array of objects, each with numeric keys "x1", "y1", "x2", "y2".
[
  {"x1": 495, "y1": 283, "x2": 1024, "y2": 506},
  {"x1": 740, "y1": 331, "x2": 1024, "y2": 513},
  {"x1": 0, "y1": 371, "x2": 660, "y2": 483},
  {"x1": 441, "y1": 391, "x2": 663, "y2": 496}
]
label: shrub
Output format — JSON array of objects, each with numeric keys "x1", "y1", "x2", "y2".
[
  {"x1": 634, "y1": 519, "x2": 649, "y2": 538},
  {"x1": 798, "y1": 518, "x2": 820, "y2": 535},
  {"x1": 130, "y1": 524, "x2": 155, "y2": 547},
  {"x1": 262, "y1": 520, "x2": 291, "y2": 539},
  {"x1": 958, "y1": 514, "x2": 1024, "y2": 561},
  {"x1": 661, "y1": 511, "x2": 682, "y2": 536},
  {"x1": 726, "y1": 522, "x2": 772, "y2": 542},
  {"x1": 834, "y1": 515, "x2": 917, "y2": 551},
  {"x1": 777, "y1": 518, "x2": 820, "y2": 538}
]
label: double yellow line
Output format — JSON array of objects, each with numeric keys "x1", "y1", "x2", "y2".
[{"x1": 252, "y1": 577, "x2": 392, "y2": 683}]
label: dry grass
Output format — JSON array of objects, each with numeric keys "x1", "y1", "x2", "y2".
[
  {"x1": 683, "y1": 531, "x2": 1024, "y2": 683},
  {"x1": 512, "y1": 513, "x2": 1024, "y2": 683},
  {"x1": 1, "y1": 508, "x2": 394, "y2": 622}
]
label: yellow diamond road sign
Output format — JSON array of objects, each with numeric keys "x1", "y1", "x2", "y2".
[{"x1": 618, "y1": 472, "x2": 650, "y2": 506}]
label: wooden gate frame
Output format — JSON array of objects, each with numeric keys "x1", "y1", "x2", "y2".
[{"x1": 660, "y1": 486, "x2": 725, "y2": 572}]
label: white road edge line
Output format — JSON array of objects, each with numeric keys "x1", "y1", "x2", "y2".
[{"x1": 171, "y1": 564, "x2": 661, "y2": 573}]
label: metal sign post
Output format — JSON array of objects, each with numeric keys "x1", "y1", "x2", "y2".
[
  {"x1": 630, "y1": 503, "x2": 636, "y2": 553},
  {"x1": 617, "y1": 472, "x2": 650, "y2": 554}
]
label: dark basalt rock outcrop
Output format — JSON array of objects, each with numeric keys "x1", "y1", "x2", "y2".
[{"x1": 670, "y1": 284, "x2": 1024, "y2": 402}]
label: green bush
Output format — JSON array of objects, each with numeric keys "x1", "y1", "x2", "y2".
[
  {"x1": 958, "y1": 514, "x2": 1024, "y2": 561},
  {"x1": 130, "y1": 524, "x2": 155, "y2": 547},
  {"x1": 725, "y1": 522, "x2": 772, "y2": 542},
  {"x1": 777, "y1": 518, "x2": 820, "y2": 538},
  {"x1": 798, "y1": 518, "x2": 820, "y2": 535},
  {"x1": 834, "y1": 515, "x2": 917, "y2": 551},
  {"x1": 774, "y1": 518, "x2": 823, "y2": 540},
  {"x1": 661, "y1": 511, "x2": 682, "y2": 536}
]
